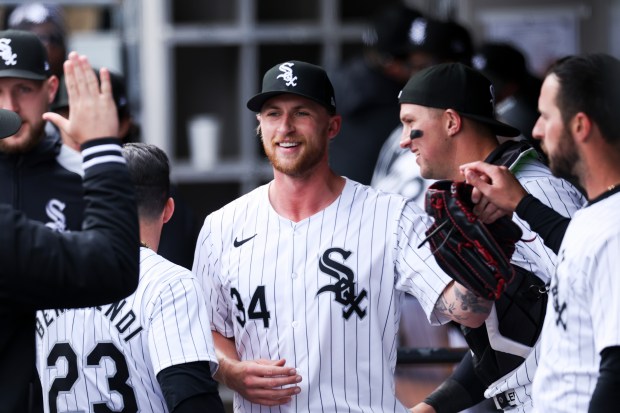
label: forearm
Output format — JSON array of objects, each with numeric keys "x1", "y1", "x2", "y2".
[
  {"x1": 589, "y1": 346, "x2": 620, "y2": 413},
  {"x1": 515, "y1": 194, "x2": 570, "y2": 254},
  {"x1": 434, "y1": 282, "x2": 492, "y2": 328},
  {"x1": 212, "y1": 331, "x2": 240, "y2": 386},
  {"x1": 423, "y1": 352, "x2": 486, "y2": 413},
  {"x1": 157, "y1": 361, "x2": 225, "y2": 413}
]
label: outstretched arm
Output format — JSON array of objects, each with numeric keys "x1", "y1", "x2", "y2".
[
  {"x1": 1, "y1": 52, "x2": 139, "y2": 308},
  {"x1": 410, "y1": 351, "x2": 487, "y2": 413},
  {"x1": 212, "y1": 331, "x2": 302, "y2": 406},
  {"x1": 461, "y1": 161, "x2": 571, "y2": 253}
]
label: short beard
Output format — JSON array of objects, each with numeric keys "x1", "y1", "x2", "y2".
[
  {"x1": 264, "y1": 139, "x2": 326, "y2": 178},
  {"x1": 548, "y1": 126, "x2": 580, "y2": 184},
  {"x1": 0, "y1": 124, "x2": 45, "y2": 154}
]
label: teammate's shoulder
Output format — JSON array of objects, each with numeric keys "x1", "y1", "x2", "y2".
[
  {"x1": 207, "y1": 183, "x2": 267, "y2": 218},
  {"x1": 345, "y1": 178, "x2": 411, "y2": 213},
  {"x1": 347, "y1": 177, "x2": 400, "y2": 196},
  {"x1": 140, "y1": 248, "x2": 193, "y2": 282}
]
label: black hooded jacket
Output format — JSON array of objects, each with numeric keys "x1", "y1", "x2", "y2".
[
  {"x1": 0, "y1": 137, "x2": 139, "y2": 413},
  {"x1": 0, "y1": 129, "x2": 85, "y2": 231}
]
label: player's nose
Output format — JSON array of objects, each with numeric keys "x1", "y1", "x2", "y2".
[
  {"x1": 276, "y1": 113, "x2": 295, "y2": 134},
  {"x1": 531, "y1": 116, "x2": 544, "y2": 142},
  {"x1": 400, "y1": 128, "x2": 422, "y2": 149},
  {"x1": 0, "y1": 93, "x2": 20, "y2": 113}
]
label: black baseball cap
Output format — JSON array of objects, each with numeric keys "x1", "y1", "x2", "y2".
[
  {"x1": 472, "y1": 42, "x2": 528, "y2": 84},
  {"x1": 407, "y1": 18, "x2": 473, "y2": 65},
  {"x1": 0, "y1": 109, "x2": 22, "y2": 139},
  {"x1": 8, "y1": 3, "x2": 66, "y2": 47},
  {"x1": 398, "y1": 62, "x2": 520, "y2": 137},
  {"x1": 0, "y1": 29, "x2": 51, "y2": 80},
  {"x1": 362, "y1": 4, "x2": 422, "y2": 59},
  {"x1": 247, "y1": 60, "x2": 337, "y2": 114}
]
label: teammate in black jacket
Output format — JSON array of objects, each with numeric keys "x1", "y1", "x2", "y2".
[
  {"x1": 0, "y1": 50, "x2": 140, "y2": 413},
  {"x1": 0, "y1": 30, "x2": 85, "y2": 231}
]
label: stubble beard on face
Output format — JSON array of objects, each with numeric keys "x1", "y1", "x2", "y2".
[
  {"x1": 263, "y1": 134, "x2": 327, "y2": 177},
  {"x1": 548, "y1": 126, "x2": 580, "y2": 183},
  {"x1": 0, "y1": 122, "x2": 45, "y2": 154},
  {"x1": 418, "y1": 156, "x2": 441, "y2": 180}
]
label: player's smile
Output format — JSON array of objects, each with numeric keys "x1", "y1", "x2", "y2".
[
  {"x1": 278, "y1": 141, "x2": 299, "y2": 148},
  {"x1": 275, "y1": 139, "x2": 302, "y2": 152}
]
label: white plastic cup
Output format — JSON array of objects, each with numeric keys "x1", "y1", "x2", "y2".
[{"x1": 188, "y1": 114, "x2": 220, "y2": 170}]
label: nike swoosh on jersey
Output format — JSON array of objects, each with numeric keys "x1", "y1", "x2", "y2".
[{"x1": 233, "y1": 234, "x2": 257, "y2": 247}]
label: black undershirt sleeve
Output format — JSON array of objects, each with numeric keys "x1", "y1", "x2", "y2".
[
  {"x1": 589, "y1": 346, "x2": 620, "y2": 413},
  {"x1": 515, "y1": 194, "x2": 571, "y2": 254},
  {"x1": 156, "y1": 361, "x2": 225, "y2": 413},
  {"x1": 173, "y1": 393, "x2": 226, "y2": 413},
  {"x1": 423, "y1": 351, "x2": 487, "y2": 413}
]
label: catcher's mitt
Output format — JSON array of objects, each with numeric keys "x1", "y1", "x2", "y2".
[{"x1": 419, "y1": 180, "x2": 522, "y2": 300}]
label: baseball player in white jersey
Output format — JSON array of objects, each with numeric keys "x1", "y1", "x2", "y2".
[
  {"x1": 193, "y1": 60, "x2": 495, "y2": 412},
  {"x1": 396, "y1": 63, "x2": 585, "y2": 413},
  {"x1": 36, "y1": 143, "x2": 224, "y2": 413},
  {"x1": 461, "y1": 53, "x2": 620, "y2": 413}
]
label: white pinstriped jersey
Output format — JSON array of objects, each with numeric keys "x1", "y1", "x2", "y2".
[
  {"x1": 36, "y1": 247, "x2": 218, "y2": 413},
  {"x1": 482, "y1": 150, "x2": 585, "y2": 412},
  {"x1": 193, "y1": 178, "x2": 454, "y2": 412},
  {"x1": 532, "y1": 192, "x2": 620, "y2": 413}
]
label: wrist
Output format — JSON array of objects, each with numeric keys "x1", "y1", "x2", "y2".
[
  {"x1": 214, "y1": 355, "x2": 234, "y2": 386},
  {"x1": 511, "y1": 188, "x2": 528, "y2": 211}
]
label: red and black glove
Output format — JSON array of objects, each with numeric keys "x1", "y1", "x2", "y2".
[{"x1": 420, "y1": 180, "x2": 522, "y2": 300}]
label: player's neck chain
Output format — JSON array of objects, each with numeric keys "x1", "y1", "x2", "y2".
[
  {"x1": 140, "y1": 241, "x2": 150, "y2": 249},
  {"x1": 604, "y1": 182, "x2": 620, "y2": 197},
  {"x1": 590, "y1": 182, "x2": 620, "y2": 206}
]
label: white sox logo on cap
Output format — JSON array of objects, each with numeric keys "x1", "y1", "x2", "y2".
[
  {"x1": 0, "y1": 38, "x2": 17, "y2": 66},
  {"x1": 246, "y1": 59, "x2": 336, "y2": 113},
  {"x1": 276, "y1": 62, "x2": 297, "y2": 87}
]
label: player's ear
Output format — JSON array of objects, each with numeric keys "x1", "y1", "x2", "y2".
[
  {"x1": 327, "y1": 114, "x2": 342, "y2": 140},
  {"x1": 162, "y1": 197, "x2": 175, "y2": 224},
  {"x1": 47, "y1": 75, "x2": 60, "y2": 104},
  {"x1": 570, "y1": 112, "x2": 592, "y2": 143},
  {"x1": 444, "y1": 109, "x2": 462, "y2": 137}
]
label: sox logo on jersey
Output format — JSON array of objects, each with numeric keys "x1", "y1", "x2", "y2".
[
  {"x1": 317, "y1": 247, "x2": 368, "y2": 319},
  {"x1": 550, "y1": 254, "x2": 568, "y2": 331}
]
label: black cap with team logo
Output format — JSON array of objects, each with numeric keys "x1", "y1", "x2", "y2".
[
  {"x1": 247, "y1": 60, "x2": 337, "y2": 114},
  {"x1": 398, "y1": 62, "x2": 520, "y2": 137},
  {"x1": 0, "y1": 109, "x2": 22, "y2": 139},
  {"x1": 0, "y1": 29, "x2": 51, "y2": 80}
]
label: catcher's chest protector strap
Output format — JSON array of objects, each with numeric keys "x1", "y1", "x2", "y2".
[{"x1": 484, "y1": 140, "x2": 539, "y2": 171}]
